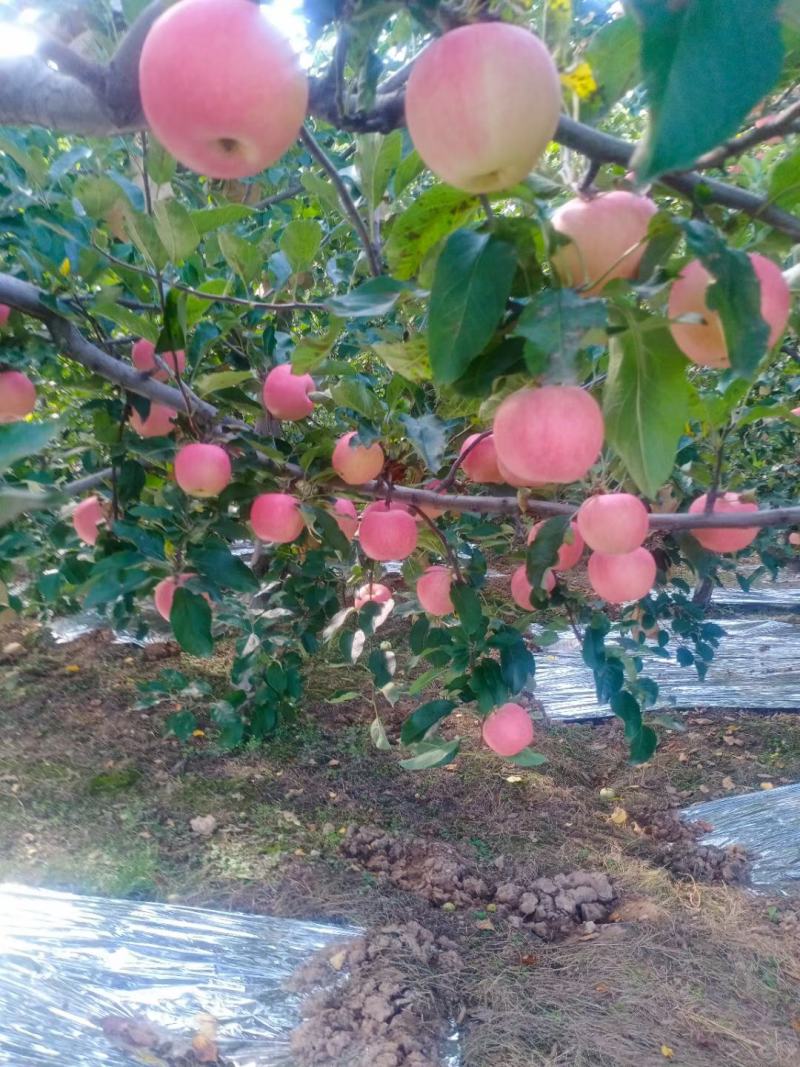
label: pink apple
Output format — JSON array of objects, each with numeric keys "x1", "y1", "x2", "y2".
[
  {"x1": 262, "y1": 364, "x2": 314, "y2": 421},
  {"x1": 587, "y1": 547, "x2": 656, "y2": 603},
  {"x1": 527, "y1": 520, "x2": 584, "y2": 570},
  {"x1": 460, "y1": 432, "x2": 504, "y2": 484},
  {"x1": 250, "y1": 492, "x2": 305, "y2": 543},
  {"x1": 354, "y1": 582, "x2": 392, "y2": 610},
  {"x1": 416, "y1": 566, "x2": 454, "y2": 616},
  {"x1": 482, "y1": 702, "x2": 534, "y2": 757},
  {"x1": 493, "y1": 386, "x2": 604, "y2": 485},
  {"x1": 510, "y1": 563, "x2": 555, "y2": 610},
  {"x1": 72, "y1": 496, "x2": 106, "y2": 546},
  {"x1": 551, "y1": 192, "x2": 658, "y2": 294},
  {"x1": 332, "y1": 431, "x2": 385, "y2": 485},
  {"x1": 669, "y1": 254, "x2": 790, "y2": 369},
  {"x1": 139, "y1": 0, "x2": 309, "y2": 179},
  {"x1": 688, "y1": 492, "x2": 759, "y2": 553},
  {"x1": 331, "y1": 497, "x2": 358, "y2": 540},
  {"x1": 0, "y1": 304, "x2": 11, "y2": 327},
  {"x1": 154, "y1": 573, "x2": 205, "y2": 621},
  {"x1": 405, "y1": 23, "x2": 561, "y2": 194},
  {"x1": 0, "y1": 370, "x2": 36, "y2": 422},
  {"x1": 129, "y1": 402, "x2": 177, "y2": 438},
  {"x1": 576, "y1": 494, "x2": 649, "y2": 555},
  {"x1": 359, "y1": 501, "x2": 418, "y2": 561},
  {"x1": 174, "y1": 442, "x2": 232, "y2": 498},
  {"x1": 132, "y1": 339, "x2": 186, "y2": 381}
]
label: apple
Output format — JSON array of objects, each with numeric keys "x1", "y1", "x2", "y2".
[
  {"x1": 129, "y1": 402, "x2": 177, "y2": 438},
  {"x1": 359, "y1": 501, "x2": 418, "y2": 561},
  {"x1": 174, "y1": 442, "x2": 232, "y2": 497},
  {"x1": 0, "y1": 370, "x2": 36, "y2": 422},
  {"x1": 332, "y1": 431, "x2": 385, "y2": 485},
  {"x1": 262, "y1": 364, "x2": 314, "y2": 421},
  {"x1": 139, "y1": 0, "x2": 309, "y2": 179},
  {"x1": 250, "y1": 492, "x2": 305, "y2": 543},
  {"x1": 576, "y1": 494, "x2": 649, "y2": 554},
  {"x1": 460, "y1": 432, "x2": 504, "y2": 484},
  {"x1": 551, "y1": 191, "x2": 658, "y2": 294},
  {"x1": 688, "y1": 492, "x2": 759, "y2": 553},
  {"x1": 493, "y1": 385, "x2": 604, "y2": 485},
  {"x1": 416, "y1": 566, "x2": 454, "y2": 616},
  {"x1": 354, "y1": 582, "x2": 392, "y2": 610},
  {"x1": 527, "y1": 520, "x2": 584, "y2": 570},
  {"x1": 587, "y1": 547, "x2": 656, "y2": 603},
  {"x1": 405, "y1": 22, "x2": 561, "y2": 193},
  {"x1": 668, "y1": 254, "x2": 790, "y2": 369},
  {"x1": 415, "y1": 478, "x2": 449, "y2": 521},
  {"x1": 72, "y1": 496, "x2": 106, "y2": 545},
  {"x1": 154, "y1": 573, "x2": 206, "y2": 621},
  {"x1": 510, "y1": 563, "x2": 555, "y2": 609},
  {"x1": 332, "y1": 498, "x2": 358, "y2": 540},
  {"x1": 0, "y1": 304, "x2": 11, "y2": 327},
  {"x1": 482, "y1": 702, "x2": 534, "y2": 757}
]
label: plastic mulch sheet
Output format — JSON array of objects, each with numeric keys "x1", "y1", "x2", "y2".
[
  {"x1": 532, "y1": 617, "x2": 800, "y2": 721},
  {"x1": 712, "y1": 573, "x2": 800, "y2": 613},
  {"x1": 0, "y1": 885, "x2": 359, "y2": 1066},
  {"x1": 683, "y1": 783, "x2": 800, "y2": 895}
]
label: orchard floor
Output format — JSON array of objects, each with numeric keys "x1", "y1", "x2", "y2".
[{"x1": 3, "y1": 617, "x2": 800, "y2": 1066}]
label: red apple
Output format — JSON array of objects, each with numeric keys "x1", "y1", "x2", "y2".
[
  {"x1": 72, "y1": 496, "x2": 106, "y2": 546},
  {"x1": 0, "y1": 304, "x2": 11, "y2": 327},
  {"x1": 129, "y1": 403, "x2": 177, "y2": 438},
  {"x1": 132, "y1": 339, "x2": 186, "y2": 381},
  {"x1": 262, "y1": 364, "x2": 315, "y2": 421},
  {"x1": 332, "y1": 431, "x2": 385, "y2": 485},
  {"x1": 416, "y1": 566, "x2": 454, "y2": 616},
  {"x1": 359, "y1": 501, "x2": 418, "y2": 561},
  {"x1": 587, "y1": 547, "x2": 656, "y2": 603},
  {"x1": 460, "y1": 432, "x2": 504, "y2": 484},
  {"x1": 0, "y1": 370, "x2": 35, "y2": 422},
  {"x1": 355, "y1": 582, "x2": 392, "y2": 610},
  {"x1": 250, "y1": 492, "x2": 305, "y2": 543},
  {"x1": 576, "y1": 493, "x2": 649, "y2": 554},
  {"x1": 174, "y1": 442, "x2": 232, "y2": 498},
  {"x1": 405, "y1": 23, "x2": 561, "y2": 193},
  {"x1": 482, "y1": 702, "x2": 534, "y2": 757},
  {"x1": 332, "y1": 498, "x2": 358, "y2": 540},
  {"x1": 688, "y1": 492, "x2": 759, "y2": 553},
  {"x1": 510, "y1": 563, "x2": 555, "y2": 610},
  {"x1": 527, "y1": 520, "x2": 584, "y2": 570},
  {"x1": 154, "y1": 573, "x2": 206, "y2": 621},
  {"x1": 139, "y1": 0, "x2": 309, "y2": 179}
]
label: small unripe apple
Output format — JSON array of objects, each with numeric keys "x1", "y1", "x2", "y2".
[
  {"x1": 587, "y1": 547, "x2": 656, "y2": 603},
  {"x1": 493, "y1": 386, "x2": 604, "y2": 485},
  {"x1": 460, "y1": 432, "x2": 504, "y2": 484},
  {"x1": 332, "y1": 431, "x2": 385, "y2": 485},
  {"x1": 174, "y1": 442, "x2": 232, "y2": 498},
  {"x1": 0, "y1": 370, "x2": 36, "y2": 422},
  {"x1": 510, "y1": 563, "x2": 555, "y2": 609},
  {"x1": 154, "y1": 573, "x2": 203, "y2": 621},
  {"x1": 688, "y1": 492, "x2": 759, "y2": 553},
  {"x1": 482, "y1": 702, "x2": 534, "y2": 757},
  {"x1": 72, "y1": 496, "x2": 106, "y2": 545},
  {"x1": 527, "y1": 520, "x2": 584, "y2": 570},
  {"x1": 669, "y1": 254, "x2": 790, "y2": 369},
  {"x1": 359, "y1": 501, "x2": 418, "y2": 561},
  {"x1": 129, "y1": 403, "x2": 177, "y2": 438},
  {"x1": 250, "y1": 492, "x2": 305, "y2": 543},
  {"x1": 332, "y1": 497, "x2": 358, "y2": 540},
  {"x1": 405, "y1": 23, "x2": 561, "y2": 194},
  {"x1": 355, "y1": 582, "x2": 393, "y2": 609},
  {"x1": 551, "y1": 192, "x2": 658, "y2": 294},
  {"x1": 0, "y1": 304, "x2": 11, "y2": 327},
  {"x1": 139, "y1": 0, "x2": 309, "y2": 179},
  {"x1": 262, "y1": 364, "x2": 314, "y2": 421},
  {"x1": 577, "y1": 494, "x2": 649, "y2": 554},
  {"x1": 132, "y1": 339, "x2": 186, "y2": 381},
  {"x1": 417, "y1": 566, "x2": 455, "y2": 616}
]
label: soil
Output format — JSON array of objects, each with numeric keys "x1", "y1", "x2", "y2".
[{"x1": 3, "y1": 611, "x2": 800, "y2": 1065}]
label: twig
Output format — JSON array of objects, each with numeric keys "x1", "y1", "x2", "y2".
[
  {"x1": 697, "y1": 97, "x2": 800, "y2": 169},
  {"x1": 411, "y1": 504, "x2": 464, "y2": 583},
  {"x1": 704, "y1": 431, "x2": 729, "y2": 514},
  {"x1": 300, "y1": 127, "x2": 382, "y2": 277}
]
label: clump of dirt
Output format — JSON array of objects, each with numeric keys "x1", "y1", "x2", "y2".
[
  {"x1": 290, "y1": 921, "x2": 461, "y2": 1067},
  {"x1": 638, "y1": 811, "x2": 750, "y2": 885},
  {"x1": 342, "y1": 825, "x2": 617, "y2": 940}
]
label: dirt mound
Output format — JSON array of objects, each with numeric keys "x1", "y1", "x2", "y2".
[
  {"x1": 639, "y1": 811, "x2": 749, "y2": 885},
  {"x1": 289, "y1": 921, "x2": 460, "y2": 1067},
  {"x1": 342, "y1": 825, "x2": 617, "y2": 940}
]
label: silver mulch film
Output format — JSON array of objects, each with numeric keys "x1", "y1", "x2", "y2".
[
  {"x1": 683, "y1": 783, "x2": 800, "y2": 895},
  {"x1": 532, "y1": 617, "x2": 800, "y2": 721},
  {"x1": 0, "y1": 885, "x2": 358, "y2": 1066}
]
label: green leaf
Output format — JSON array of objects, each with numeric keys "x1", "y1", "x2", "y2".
[
  {"x1": 0, "y1": 486, "x2": 58, "y2": 527},
  {"x1": 170, "y1": 586, "x2": 213, "y2": 657},
  {"x1": 385, "y1": 185, "x2": 477, "y2": 280},
  {"x1": 120, "y1": 204, "x2": 168, "y2": 270},
  {"x1": 450, "y1": 583, "x2": 485, "y2": 638},
  {"x1": 682, "y1": 221, "x2": 770, "y2": 378},
  {"x1": 192, "y1": 204, "x2": 254, "y2": 235},
  {"x1": 610, "y1": 690, "x2": 643, "y2": 741},
  {"x1": 472, "y1": 659, "x2": 509, "y2": 714},
  {"x1": 331, "y1": 379, "x2": 384, "y2": 421},
  {"x1": 0, "y1": 419, "x2": 62, "y2": 474},
  {"x1": 165, "y1": 710, "x2": 198, "y2": 741},
  {"x1": 400, "y1": 699, "x2": 455, "y2": 744},
  {"x1": 357, "y1": 130, "x2": 403, "y2": 216},
  {"x1": 370, "y1": 716, "x2": 392, "y2": 751},
  {"x1": 113, "y1": 520, "x2": 165, "y2": 560},
  {"x1": 368, "y1": 648, "x2": 394, "y2": 687},
  {"x1": 515, "y1": 289, "x2": 606, "y2": 377},
  {"x1": 629, "y1": 724, "x2": 658, "y2": 765},
  {"x1": 372, "y1": 337, "x2": 432, "y2": 382},
  {"x1": 632, "y1": 0, "x2": 784, "y2": 181},
  {"x1": 74, "y1": 175, "x2": 125, "y2": 218},
  {"x1": 188, "y1": 545, "x2": 258, "y2": 592},
  {"x1": 400, "y1": 738, "x2": 460, "y2": 771},
  {"x1": 508, "y1": 748, "x2": 548, "y2": 768},
  {"x1": 219, "y1": 229, "x2": 263, "y2": 284},
  {"x1": 193, "y1": 370, "x2": 255, "y2": 395},
  {"x1": 146, "y1": 141, "x2": 177, "y2": 185},
  {"x1": 768, "y1": 148, "x2": 800, "y2": 211},
  {"x1": 499, "y1": 638, "x2": 535, "y2": 694},
  {"x1": 603, "y1": 323, "x2": 689, "y2": 498},
  {"x1": 292, "y1": 320, "x2": 344, "y2": 373},
  {"x1": 428, "y1": 230, "x2": 516, "y2": 384},
  {"x1": 153, "y1": 199, "x2": 199, "y2": 263},
  {"x1": 583, "y1": 14, "x2": 641, "y2": 118},
  {"x1": 325, "y1": 276, "x2": 410, "y2": 318},
  {"x1": 95, "y1": 300, "x2": 159, "y2": 341},
  {"x1": 398, "y1": 413, "x2": 449, "y2": 472},
  {"x1": 280, "y1": 219, "x2": 322, "y2": 272},
  {"x1": 526, "y1": 515, "x2": 570, "y2": 591}
]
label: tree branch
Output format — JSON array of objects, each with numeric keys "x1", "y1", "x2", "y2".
[{"x1": 696, "y1": 98, "x2": 800, "y2": 169}]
